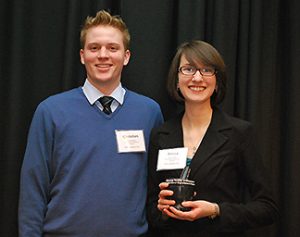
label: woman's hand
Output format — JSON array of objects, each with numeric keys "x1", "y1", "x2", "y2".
[
  {"x1": 157, "y1": 182, "x2": 176, "y2": 213},
  {"x1": 163, "y1": 200, "x2": 218, "y2": 221}
]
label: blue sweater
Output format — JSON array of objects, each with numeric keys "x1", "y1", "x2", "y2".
[{"x1": 19, "y1": 88, "x2": 163, "y2": 237}]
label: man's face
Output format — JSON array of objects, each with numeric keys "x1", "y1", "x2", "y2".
[{"x1": 80, "y1": 25, "x2": 130, "y2": 94}]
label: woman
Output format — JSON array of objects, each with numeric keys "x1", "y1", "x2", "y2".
[{"x1": 147, "y1": 40, "x2": 278, "y2": 237}]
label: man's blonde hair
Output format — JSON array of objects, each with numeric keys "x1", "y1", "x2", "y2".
[{"x1": 80, "y1": 10, "x2": 130, "y2": 50}]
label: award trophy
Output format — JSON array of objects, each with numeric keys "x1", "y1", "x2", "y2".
[{"x1": 166, "y1": 166, "x2": 195, "y2": 211}]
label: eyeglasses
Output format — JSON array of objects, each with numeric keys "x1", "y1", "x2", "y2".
[{"x1": 179, "y1": 65, "x2": 217, "y2": 77}]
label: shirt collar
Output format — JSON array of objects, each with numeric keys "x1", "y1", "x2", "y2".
[{"x1": 82, "y1": 79, "x2": 126, "y2": 105}]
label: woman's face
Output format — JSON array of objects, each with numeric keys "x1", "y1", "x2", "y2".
[{"x1": 177, "y1": 54, "x2": 217, "y2": 106}]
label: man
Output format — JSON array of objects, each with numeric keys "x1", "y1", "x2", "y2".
[{"x1": 18, "y1": 10, "x2": 163, "y2": 237}]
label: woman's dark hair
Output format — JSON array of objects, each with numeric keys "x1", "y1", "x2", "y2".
[{"x1": 167, "y1": 40, "x2": 227, "y2": 106}]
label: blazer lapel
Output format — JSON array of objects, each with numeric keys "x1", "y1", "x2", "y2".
[
  {"x1": 158, "y1": 114, "x2": 185, "y2": 178},
  {"x1": 189, "y1": 108, "x2": 231, "y2": 177},
  {"x1": 160, "y1": 116, "x2": 184, "y2": 148}
]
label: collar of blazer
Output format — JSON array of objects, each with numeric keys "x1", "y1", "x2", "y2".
[{"x1": 157, "y1": 107, "x2": 232, "y2": 178}]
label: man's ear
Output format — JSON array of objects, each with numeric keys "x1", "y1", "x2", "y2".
[
  {"x1": 123, "y1": 50, "x2": 131, "y2": 66},
  {"x1": 80, "y1": 49, "x2": 85, "y2": 64}
]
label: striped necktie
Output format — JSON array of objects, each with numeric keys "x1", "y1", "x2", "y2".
[{"x1": 98, "y1": 96, "x2": 114, "y2": 114}]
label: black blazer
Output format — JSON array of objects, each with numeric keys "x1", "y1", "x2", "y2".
[{"x1": 147, "y1": 107, "x2": 278, "y2": 237}]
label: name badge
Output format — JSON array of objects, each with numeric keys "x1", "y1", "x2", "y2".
[
  {"x1": 115, "y1": 130, "x2": 146, "y2": 153},
  {"x1": 156, "y1": 147, "x2": 188, "y2": 171}
]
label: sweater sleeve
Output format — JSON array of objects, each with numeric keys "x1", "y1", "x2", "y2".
[{"x1": 18, "y1": 102, "x2": 53, "y2": 237}]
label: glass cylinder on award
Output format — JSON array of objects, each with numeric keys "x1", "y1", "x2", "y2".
[{"x1": 166, "y1": 166, "x2": 195, "y2": 211}]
